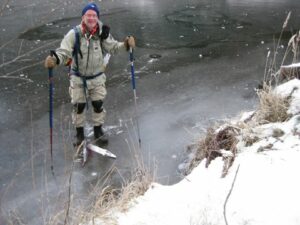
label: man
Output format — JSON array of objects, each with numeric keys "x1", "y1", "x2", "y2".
[{"x1": 44, "y1": 2, "x2": 135, "y2": 147}]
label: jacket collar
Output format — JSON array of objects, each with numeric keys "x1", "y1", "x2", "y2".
[{"x1": 81, "y1": 21, "x2": 99, "y2": 36}]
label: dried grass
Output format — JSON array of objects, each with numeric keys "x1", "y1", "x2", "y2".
[
  {"x1": 79, "y1": 166, "x2": 154, "y2": 225},
  {"x1": 4, "y1": 130, "x2": 154, "y2": 225},
  {"x1": 187, "y1": 125, "x2": 239, "y2": 177},
  {"x1": 187, "y1": 79, "x2": 291, "y2": 177},
  {"x1": 6, "y1": 211, "x2": 26, "y2": 225},
  {"x1": 255, "y1": 83, "x2": 290, "y2": 124}
]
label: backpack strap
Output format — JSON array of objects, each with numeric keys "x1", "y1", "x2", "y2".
[
  {"x1": 72, "y1": 26, "x2": 83, "y2": 72},
  {"x1": 71, "y1": 24, "x2": 110, "y2": 71}
]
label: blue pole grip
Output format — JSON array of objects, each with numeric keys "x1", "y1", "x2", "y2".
[{"x1": 129, "y1": 49, "x2": 136, "y2": 90}]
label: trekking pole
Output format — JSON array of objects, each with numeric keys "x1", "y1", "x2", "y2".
[
  {"x1": 48, "y1": 50, "x2": 56, "y2": 176},
  {"x1": 129, "y1": 47, "x2": 141, "y2": 146}
]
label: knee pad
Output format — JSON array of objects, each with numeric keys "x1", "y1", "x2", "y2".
[
  {"x1": 92, "y1": 100, "x2": 103, "y2": 113},
  {"x1": 74, "y1": 103, "x2": 86, "y2": 114}
]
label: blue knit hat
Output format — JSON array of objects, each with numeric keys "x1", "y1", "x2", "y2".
[{"x1": 82, "y1": 3, "x2": 100, "y2": 18}]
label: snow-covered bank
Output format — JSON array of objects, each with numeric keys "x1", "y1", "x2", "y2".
[
  {"x1": 115, "y1": 149, "x2": 300, "y2": 225},
  {"x1": 91, "y1": 79, "x2": 300, "y2": 225}
]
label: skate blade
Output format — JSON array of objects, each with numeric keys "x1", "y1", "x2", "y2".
[{"x1": 87, "y1": 144, "x2": 116, "y2": 159}]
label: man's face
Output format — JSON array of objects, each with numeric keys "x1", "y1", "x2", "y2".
[{"x1": 82, "y1": 9, "x2": 98, "y2": 30}]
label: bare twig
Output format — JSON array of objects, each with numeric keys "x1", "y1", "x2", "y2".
[
  {"x1": 0, "y1": 60, "x2": 43, "y2": 77},
  {"x1": 0, "y1": 40, "x2": 59, "y2": 69},
  {"x1": 63, "y1": 143, "x2": 87, "y2": 225},
  {"x1": 0, "y1": 0, "x2": 10, "y2": 16},
  {"x1": 280, "y1": 43, "x2": 292, "y2": 66},
  {"x1": 18, "y1": 39, "x2": 24, "y2": 56},
  {"x1": 283, "y1": 11, "x2": 291, "y2": 29},
  {"x1": 64, "y1": 143, "x2": 86, "y2": 225},
  {"x1": 64, "y1": 161, "x2": 74, "y2": 225},
  {"x1": 30, "y1": 106, "x2": 36, "y2": 191},
  {"x1": 223, "y1": 164, "x2": 240, "y2": 225},
  {"x1": 263, "y1": 51, "x2": 271, "y2": 82},
  {"x1": 0, "y1": 76, "x2": 33, "y2": 82},
  {"x1": 0, "y1": 38, "x2": 15, "y2": 51},
  {"x1": 0, "y1": 150, "x2": 41, "y2": 210},
  {"x1": 270, "y1": 11, "x2": 291, "y2": 75}
]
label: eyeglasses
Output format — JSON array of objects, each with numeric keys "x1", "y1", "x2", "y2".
[{"x1": 85, "y1": 13, "x2": 97, "y2": 19}]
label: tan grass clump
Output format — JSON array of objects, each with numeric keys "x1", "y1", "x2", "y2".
[
  {"x1": 255, "y1": 83, "x2": 290, "y2": 124},
  {"x1": 187, "y1": 126, "x2": 239, "y2": 176},
  {"x1": 82, "y1": 166, "x2": 154, "y2": 224},
  {"x1": 187, "y1": 127, "x2": 219, "y2": 174}
]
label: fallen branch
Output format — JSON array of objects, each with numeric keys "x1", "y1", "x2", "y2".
[
  {"x1": 18, "y1": 39, "x2": 24, "y2": 56},
  {"x1": 63, "y1": 160, "x2": 74, "y2": 225},
  {"x1": 0, "y1": 0, "x2": 10, "y2": 16},
  {"x1": 0, "y1": 76, "x2": 33, "y2": 82},
  {"x1": 0, "y1": 60, "x2": 43, "y2": 77},
  {"x1": 0, "y1": 40, "x2": 59, "y2": 69},
  {"x1": 223, "y1": 164, "x2": 240, "y2": 225},
  {"x1": 0, "y1": 38, "x2": 15, "y2": 51}
]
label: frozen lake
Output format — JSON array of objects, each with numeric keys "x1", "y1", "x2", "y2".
[{"x1": 1, "y1": 0, "x2": 300, "y2": 224}]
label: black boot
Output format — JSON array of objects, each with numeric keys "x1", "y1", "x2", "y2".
[
  {"x1": 94, "y1": 125, "x2": 108, "y2": 145},
  {"x1": 75, "y1": 127, "x2": 84, "y2": 146}
]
